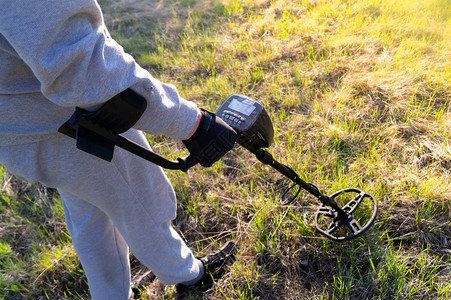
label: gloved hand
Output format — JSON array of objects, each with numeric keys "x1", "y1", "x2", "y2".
[{"x1": 183, "y1": 109, "x2": 237, "y2": 167}]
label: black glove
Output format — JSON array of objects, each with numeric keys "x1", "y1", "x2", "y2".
[{"x1": 183, "y1": 109, "x2": 237, "y2": 167}]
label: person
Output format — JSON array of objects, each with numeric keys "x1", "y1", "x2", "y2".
[{"x1": 0, "y1": 0, "x2": 237, "y2": 299}]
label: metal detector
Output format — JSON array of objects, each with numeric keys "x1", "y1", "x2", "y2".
[{"x1": 60, "y1": 93, "x2": 378, "y2": 241}]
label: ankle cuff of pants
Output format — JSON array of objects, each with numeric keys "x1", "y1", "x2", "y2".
[{"x1": 179, "y1": 259, "x2": 204, "y2": 286}]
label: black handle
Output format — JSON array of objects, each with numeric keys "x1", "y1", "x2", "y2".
[
  {"x1": 113, "y1": 133, "x2": 198, "y2": 172},
  {"x1": 62, "y1": 117, "x2": 199, "y2": 172}
]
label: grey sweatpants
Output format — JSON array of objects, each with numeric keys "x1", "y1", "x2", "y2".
[{"x1": 0, "y1": 130, "x2": 201, "y2": 299}]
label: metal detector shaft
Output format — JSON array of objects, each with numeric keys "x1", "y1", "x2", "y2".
[
  {"x1": 112, "y1": 134, "x2": 197, "y2": 172},
  {"x1": 250, "y1": 148, "x2": 348, "y2": 217},
  {"x1": 75, "y1": 118, "x2": 197, "y2": 172},
  {"x1": 251, "y1": 148, "x2": 321, "y2": 198}
]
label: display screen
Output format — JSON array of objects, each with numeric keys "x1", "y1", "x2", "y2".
[{"x1": 229, "y1": 98, "x2": 256, "y2": 116}]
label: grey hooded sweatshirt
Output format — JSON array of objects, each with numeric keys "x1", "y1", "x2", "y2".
[{"x1": 0, "y1": 0, "x2": 198, "y2": 147}]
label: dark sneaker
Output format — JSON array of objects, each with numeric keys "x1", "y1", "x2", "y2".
[{"x1": 177, "y1": 240, "x2": 237, "y2": 291}]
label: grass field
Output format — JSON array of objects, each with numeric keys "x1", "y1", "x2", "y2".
[{"x1": 1, "y1": 0, "x2": 450, "y2": 299}]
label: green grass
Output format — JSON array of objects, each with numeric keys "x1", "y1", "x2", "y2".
[{"x1": 1, "y1": 0, "x2": 450, "y2": 298}]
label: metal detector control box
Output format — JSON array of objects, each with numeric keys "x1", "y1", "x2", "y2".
[{"x1": 216, "y1": 94, "x2": 274, "y2": 150}]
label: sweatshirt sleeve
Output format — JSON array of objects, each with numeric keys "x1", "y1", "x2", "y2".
[{"x1": 0, "y1": 0, "x2": 198, "y2": 140}]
